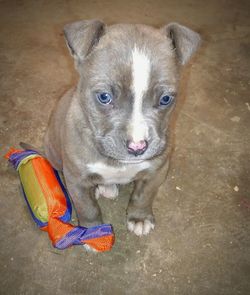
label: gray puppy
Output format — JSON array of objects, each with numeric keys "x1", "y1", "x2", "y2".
[{"x1": 44, "y1": 20, "x2": 200, "y2": 236}]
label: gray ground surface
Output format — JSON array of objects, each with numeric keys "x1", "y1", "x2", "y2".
[{"x1": 0, "y1": 1, "x2": 250, "y2": 294}]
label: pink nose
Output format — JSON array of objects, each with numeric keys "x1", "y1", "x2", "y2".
[{"x1": 126, "y1": 140, "x2": 148, "y2": 156}]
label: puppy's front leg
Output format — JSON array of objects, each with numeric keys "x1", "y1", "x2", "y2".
[
  {"x1": 64, "y1": 174, "x2": 103, "y2": 227},
  {"x1": 127, "y1": 161, "x2": 169, "y2": 236}
]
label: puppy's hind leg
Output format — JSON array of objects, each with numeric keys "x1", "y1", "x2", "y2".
[{"x1": 19, "y1": 142, "x2": 45, "y2": 157}]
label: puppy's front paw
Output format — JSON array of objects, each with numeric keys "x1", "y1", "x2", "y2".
[
  {"x1": 82, "y1": 244, "x2": 98, "y2": 253},
  {"x1": 127, "y1": 218, "x2": 155, "y2": 236},
  {"x1": 95, "y1": 184, "x2": 119, "y2": 200}
]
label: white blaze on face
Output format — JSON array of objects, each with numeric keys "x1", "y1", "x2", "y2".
[{"x1": 128, "y1": 47, "x2": 151, "y2": 143}]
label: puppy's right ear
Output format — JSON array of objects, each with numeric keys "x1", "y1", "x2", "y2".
[{"x1": 64, "y1": 20, "x2": 105, "y2": 62}]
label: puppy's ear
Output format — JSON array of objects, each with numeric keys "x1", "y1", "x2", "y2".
[
  {"x1": 64, "y1": 19, "x2": 105, "y2": 61},
  {"x1": 163, "y1": 23, "x2": 201, "y2": 65}
]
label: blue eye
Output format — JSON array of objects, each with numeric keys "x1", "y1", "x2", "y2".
[
  {"x1": 97, "y1": 92, "x2": 113, "y2": 105},
  {"x1": 159, "y1": 94, "x2": 174, "y2": 106}
]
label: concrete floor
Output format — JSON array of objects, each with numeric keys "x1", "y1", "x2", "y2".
[{"x1": 1, "y1": 0, "x2": 250, "y2": 294}]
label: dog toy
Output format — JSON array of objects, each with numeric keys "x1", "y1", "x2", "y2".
[{"x1": 5, "y1": 148, "x2": 115, "y2": 252}]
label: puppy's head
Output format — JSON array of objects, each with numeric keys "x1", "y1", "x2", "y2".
[{"x1": 64, "y1": 20, "x2": 200, "y2": 163}]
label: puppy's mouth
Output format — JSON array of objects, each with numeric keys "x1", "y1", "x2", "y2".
[
  {"x1": 118, "y1": 159, "x2": 145, "y2": 164},
  {"x1": 96, "y1": 134, "x2": 166, "y2": 164}
]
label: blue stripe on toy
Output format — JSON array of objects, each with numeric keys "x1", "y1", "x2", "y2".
[
  {"x1": 55, "y1": 227, "x2": 87, "y2": 249},
  {"x1": 53, "y1": 169, "x2": 72, "y2": 223},
  {"x1": 8, "y1": 150, "x2": 39, "y2": 170},
  {"x1": 54, "y1": 224, "x2": 113, "y2": 250},
  {"x1": 20, "y1": 182, "x2": 48, "y2": 228}
]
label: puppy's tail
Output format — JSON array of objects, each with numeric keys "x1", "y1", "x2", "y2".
[{"x1": 19, "y1": 142, "x2": 45, "y2": 157}]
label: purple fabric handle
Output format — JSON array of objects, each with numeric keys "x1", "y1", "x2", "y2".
[
  {"x1": 54, "y1": 224, "x2": 113, "y2": 250},
  {"x1": 8, "y1": 150, "x2": 39, "y2": 170}
]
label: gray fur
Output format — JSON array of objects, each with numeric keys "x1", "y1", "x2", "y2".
[
  {"x1": 64, "y1": 20, "x2": 105, "y2": 62},
  {"x1": 44, "y1": 20, "x2": 200, "y2": 230},
  {"x1": 164, "y1": 22, "x2": 201, "y2": 65}
]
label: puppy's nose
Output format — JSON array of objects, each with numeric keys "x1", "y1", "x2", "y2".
[{"x1": 126, "y1": 140, "x2": 148, "y2": 156}]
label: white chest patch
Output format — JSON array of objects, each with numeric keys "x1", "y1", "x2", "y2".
[{"x1": 87, "y1": 161, "x2": 151, "y2": 184}]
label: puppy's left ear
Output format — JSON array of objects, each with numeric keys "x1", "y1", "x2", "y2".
[{"x1": 162, "y1": 23, "x2": 201, "y2": 65}]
